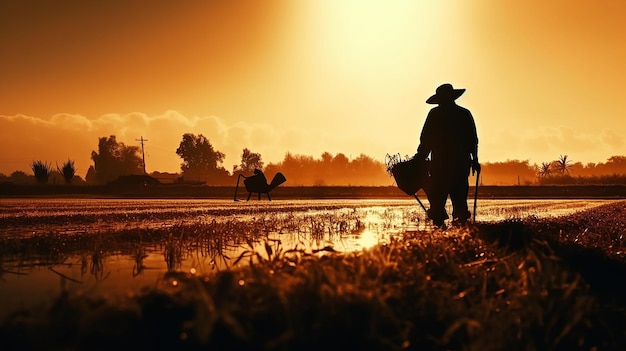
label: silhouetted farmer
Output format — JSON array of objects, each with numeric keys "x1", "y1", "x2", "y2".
[{"x1": 416, "y1": 83, "x2": 480, "y2": 227}]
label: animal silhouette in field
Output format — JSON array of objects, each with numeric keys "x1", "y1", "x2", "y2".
[{"x1": 234, "y1": 169, "x2": 287, "y2": 201}]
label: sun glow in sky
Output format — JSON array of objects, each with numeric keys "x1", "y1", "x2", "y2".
[{"x1": 1, "y1": 0, "x2": 625, "y2": 178}]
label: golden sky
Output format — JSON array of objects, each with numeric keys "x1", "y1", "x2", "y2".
[{"x1": 1, "y1": 0, "x2": 625, "y2": 178}]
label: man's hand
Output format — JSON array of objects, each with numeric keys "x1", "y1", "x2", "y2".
[{"x1": 471, "y1": 160, "x2": 481, "y2": 176}]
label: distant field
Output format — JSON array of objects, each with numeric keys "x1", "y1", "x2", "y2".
[{"x1": 2, "y1": 183, "x2": 626, "y2": 199}]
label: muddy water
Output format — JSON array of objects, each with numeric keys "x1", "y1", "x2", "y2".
[{"x1": 0, "y1": 198, "x2": 616, "y2": 318}]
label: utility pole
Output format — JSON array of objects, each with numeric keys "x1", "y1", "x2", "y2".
[{"x1": 136, "y1": 136, "x2": 148, "y2": 173}]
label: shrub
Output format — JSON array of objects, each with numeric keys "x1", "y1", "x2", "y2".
[
  {"x1": 31, "y1": 160, "x2": 52, "y2": 184},
  {"x1": 57, "y1": 159, "x2": 76, "y2": 184}
]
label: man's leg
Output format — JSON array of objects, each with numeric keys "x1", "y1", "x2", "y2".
[
  {"x1": 450, "y1": 173, "x2": 471, "y2": 225},
  {"x1": 426, "y1": 175, "x2": 449, "y2": 227}
]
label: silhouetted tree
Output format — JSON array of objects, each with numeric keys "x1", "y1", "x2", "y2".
[
  {"x1": 607, "y1": 155, "x2": 626, "y2": 166},
  {"x1": 331, "y1": 153, "x2": 350, "y2": 170},
  {"x1": 554, "y1": 155, "x2": 573, "y2": 174},
  {"x1": 569, "y1": 162, "x2": 585, "y2": 176},
  {"x1": 236, "y1": 148, "x2": 264, "y2": 174},
  {"x1": 9, "y1": 171, "x2": 32, "y2": 184},
  {"x1": 598, "y1": 156, "x2": 626, "y2": 175},
  {"x1": 350, "y1": 153, "x2": 387, "y2": 185},
  {"x1": 31, "y1": 160, "x2": 52, "y2": 184},
  {"x1": 57, "y1": 159, "x2": 76, "y2": 184},
  {"x1": 538, "y1": 162, "x2": 553, "y2": 178},
  {"x1": 90, "y1": 135, "x2": 143, "y2": 184},
  {"x1": 264, "y1": 151, "x2": 390, "y2": 186},
  {"x1": 321, "y1": 152, "x2": 333, "y2": 164},
  {"x1": 175, "y1": 133, "x2": 226, "y2": 182},
  {"x1": 85, "y1": 166, "x2": 98, "y2": 185},
  {"x1": 270, "y1": 154, "x2": 626, "y2": 186},
  {"x1": 476, "y1": 160, "x2": 536, "y2": 185}
]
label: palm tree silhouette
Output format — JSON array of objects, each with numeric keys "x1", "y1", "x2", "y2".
[
  {"x1": 554, "y1": 155, "x2": 573, "y2": 175},
  {"x1": 57, "y1": 159, "x2": 76, "y2": 184},
  {"x1": 538, "y1": 162, "x2": 553, "y2": 178},
  {"x1": 31, "y1": 160, "x2": 51, "y2": 184}
]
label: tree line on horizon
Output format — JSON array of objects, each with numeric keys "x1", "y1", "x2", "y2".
[
  {"x1": 2, "y1": 134, "x2": 626, "y2": 186},
  {"x1": 479, "y1": 155, "x2": 626, "y2": 185}
]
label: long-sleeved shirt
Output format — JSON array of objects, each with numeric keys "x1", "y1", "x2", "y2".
[{"x1": 417, "y1": 103, "x2": 478, "y2": 172}]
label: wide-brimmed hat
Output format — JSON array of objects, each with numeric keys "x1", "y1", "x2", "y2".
[{"x1": 426, "y1": 83, "x2": 465, "y2": 104}]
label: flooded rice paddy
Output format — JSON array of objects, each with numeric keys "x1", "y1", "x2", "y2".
[{"x1": 0, "y1": 198, "x2": 617, "y2": 319}]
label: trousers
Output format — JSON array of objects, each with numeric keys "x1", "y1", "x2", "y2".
[{"x1": 425, "y1": 162, "x2": 471, "y2": 225}]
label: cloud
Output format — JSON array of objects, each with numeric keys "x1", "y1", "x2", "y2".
[
  {"x1": 49, "y1": 113, "x2": 94, "y2": 132},
  {"x1": 601, "y1": 129, "x2": 624, "y2": 149},
  {"x1": 0, "y1": 114, "x2": 95, "y2": 176},
  {"x1": 3, "y1": 112, "x2": 622, "y2": 178},
  {"x1": 0, "y1": 111, "x2": 334, "y2": 176}
]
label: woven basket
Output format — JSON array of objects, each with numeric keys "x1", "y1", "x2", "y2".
[{"x1": 390, "y1": 157, "x2": 430, "y2": 196}]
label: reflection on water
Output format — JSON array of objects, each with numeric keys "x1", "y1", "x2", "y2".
[{"x1": 0, "y1": 198, "x2": 616, "y2": 319}]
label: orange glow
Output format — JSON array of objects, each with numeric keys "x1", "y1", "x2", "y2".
[
  {"x1": 1, "y1": 0, "x2": 625, "y2": 177},
  {"x1": 357, "y1": 229, "x2": 381, "y2": 250}
]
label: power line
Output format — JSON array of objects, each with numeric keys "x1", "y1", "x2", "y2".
[{"x1": 136, "y1": 136, "x2": 148, "y2": 173}]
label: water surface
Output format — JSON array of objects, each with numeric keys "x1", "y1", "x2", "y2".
[{"x1": 0, "y1": 198, "x2": 614, "y2": 319}]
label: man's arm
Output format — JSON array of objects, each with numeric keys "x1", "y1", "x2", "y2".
[
  {"x1": 468, "y1": 111, "x2": 480, "y2": 175},
  {"x1": 416, "y1": 111, "x2": 434, "y2": 160}
]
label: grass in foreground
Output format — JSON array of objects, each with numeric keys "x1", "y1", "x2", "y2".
[{"x1": 2, "y1": 202, "x2": 626, "y2": 351}]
